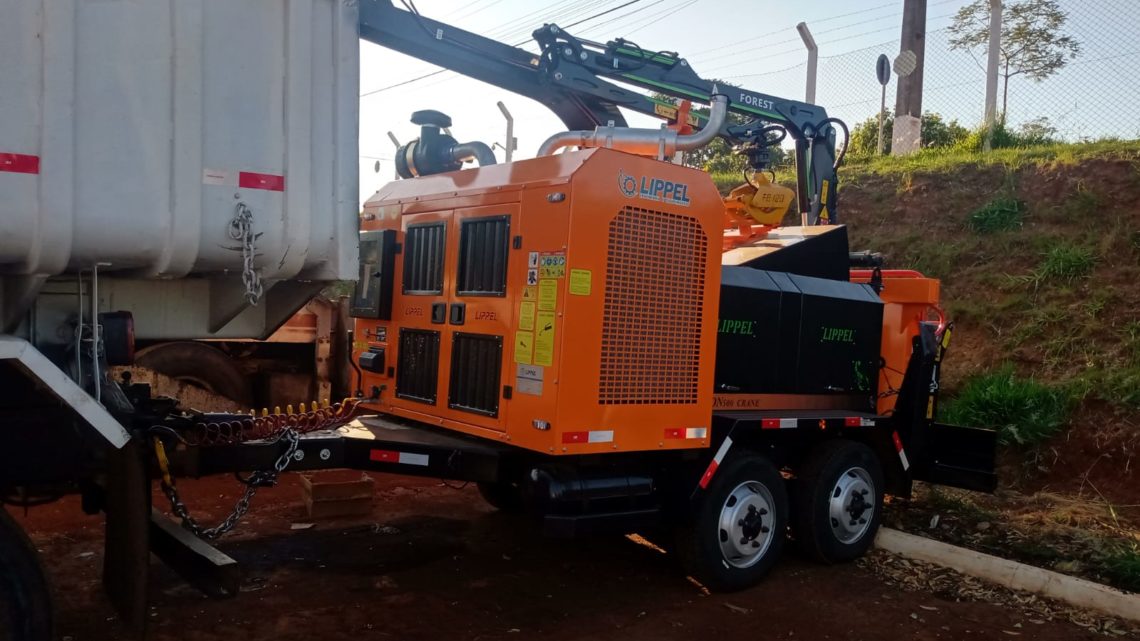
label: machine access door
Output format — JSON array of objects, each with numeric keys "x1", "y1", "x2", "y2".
[
  {"x1": 439, "y1": 205, "x2": 517, "y2": 432},
  {"x1": 391, "y1": 207, "x2": 515, "y2": 434}
]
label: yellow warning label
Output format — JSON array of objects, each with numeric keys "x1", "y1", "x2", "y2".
[
  {"x1": 539, "y1": 253, "x2": 566, "y2": 279},
  {"x1": 569, "y1": 269, "x2": 592, "y2": 296},
  {"x1": 534, "y1": 311, "x2": 556, "y2": 366},
  {"x1": 522, "y1": 285, "x2": 536, "y2": 301},
  {"x1": 514, "y1": 330, "x2": 533, "y2": 364},
  {"x1": 518, "y1": 301, "x2": 535, "y2": 331},
  {"x1": 538, "y1": 279, "x2": 558, "y2": 311},
  {"x1": 821, "y1": 179, "x2": 830, "y2": 205}
]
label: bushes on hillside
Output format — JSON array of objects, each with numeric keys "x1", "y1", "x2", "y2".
[
  {"x1": 942, "y1": 366, "x2": 1072, "y2": 446},
  {"x1": 846, "y1": 112, "x2": 1059, "y2": 157}
]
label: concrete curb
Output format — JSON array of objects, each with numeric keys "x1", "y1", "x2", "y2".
[{"x1": 875, "y1": 527, "x2": 1140, "y2": 623}]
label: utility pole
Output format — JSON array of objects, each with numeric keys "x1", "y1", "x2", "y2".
[
  {"x1": 983, "y1": 0, "x2": 1002, "y2": 151},
  {"x1": 892, "y1": 0, "x2": 927, "y2": 155}
]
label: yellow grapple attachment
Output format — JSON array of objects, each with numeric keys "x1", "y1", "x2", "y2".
[{"x1": 725, "y1": 172, "x2": 795, "y2": 227}]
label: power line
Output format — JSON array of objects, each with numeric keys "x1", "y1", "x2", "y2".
[{"x1": 617, "y1": 0, "x2": 701, "y2": 37}]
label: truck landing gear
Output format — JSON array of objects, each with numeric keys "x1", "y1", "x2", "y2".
[
  {"x1": 0, "y1": 508, "x2": 53, "y2": 641},
  {"x1": 792, "y1": 440, "x2": 885, "y2": 563},
  {"x1": 678, "y1": 454, "x2": 788, "y2": 592}
]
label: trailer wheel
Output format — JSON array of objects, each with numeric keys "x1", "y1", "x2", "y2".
[
  {"x1": 135, "y1": 341, "x2": 253, "y2": 407},
  {"x1": 792, "y1": 440, "x2": 884, "y2": 564},
  {"x1": 476, "y1": 481, "x2": 525, "y2": 513},
  {"x1": 0, "y1": 508, "x2": 53, "y2": 641},
  {"x1": 677, "y1": 454, "x2": 788, "y2": 592}
]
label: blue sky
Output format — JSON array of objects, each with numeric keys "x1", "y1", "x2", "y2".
[{"x1": 358, "y1": 0, "x2": 1138, "y2": 202}]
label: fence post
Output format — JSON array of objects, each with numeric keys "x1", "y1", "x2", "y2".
[
  {"x1": 797, "y1": 22, "x2": 818, "y2": 105},
  {"x1": 983, "y1": 0, "x2": 1002, "y2": 151},
  {"x1": 496, "y1": 101, "x2": 515, "y2": 162}
]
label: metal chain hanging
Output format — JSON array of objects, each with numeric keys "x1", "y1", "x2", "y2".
[
  {"x1": 155, "y1": 429, "x2": 299, "y2": 540},
  {"x1": 228, "y1": 202, "x2": 264, "y2": 306}
]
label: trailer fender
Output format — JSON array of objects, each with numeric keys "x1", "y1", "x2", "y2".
[{"x1": 0, "y1": 336, "x2": 130, "y2": 448}]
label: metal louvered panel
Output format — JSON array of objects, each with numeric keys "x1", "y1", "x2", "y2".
[
  {"x1": 402, "y1": 222, "x2": 446, "y2": 294},
  {"x1": 396, "y1": 328, "x2": 441, "y2": 404},
  {"x1": 448, "y1": 333, "x2": 503, "y2": 417},
  {"x1": 457, "y1": 215, "x2": 510, "y2": 296},
  {"x1": 599, "y1": 206, "x2": 708, "y2": 405}
]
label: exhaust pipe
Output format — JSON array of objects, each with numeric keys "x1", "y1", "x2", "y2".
[
  {"x1": 449, "y1": 141, "x2": 497, "y2": 168},
  {"x1": 537, "y1": 89, "x2": 729, "y2": 158}
]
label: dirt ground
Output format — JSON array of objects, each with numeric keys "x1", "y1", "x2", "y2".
[{"x1": 12, "y1": 472, "x2": 1124, "y2": 641}]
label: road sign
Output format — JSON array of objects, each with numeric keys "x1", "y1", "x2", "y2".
[
  {"x1": 894, "y1": 50, "x2": 917, "y2": 77},
  {"x1": 876, "y1": 54, "x2": 891, "y2": 86}
]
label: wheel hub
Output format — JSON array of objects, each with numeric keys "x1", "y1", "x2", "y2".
[
  {"x1": 828, "y1": 466, "x2": 875, "y2": 544},
  {"x1": 718, "y1": 481, "x2": 775, "y2": 569}
]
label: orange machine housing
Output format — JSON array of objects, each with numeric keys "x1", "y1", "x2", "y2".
[{"x1": 354, "y1": 148, "x2": 724, "y2": 455}]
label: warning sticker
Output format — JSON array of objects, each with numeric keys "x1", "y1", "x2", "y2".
[
  {"x1": 518, "y1": 301, "x2": 536, "y2": 331},
  {"x1": 538, "y1": 279, "x2": 558, "y2": 311},
  {"x1": 522, "y1": 286, "x2": 536, "y2": 301},
  {"x1": 528, "y1": 251, "x2": 540, "y2": 268},
  {"x1": 539, "y1": 252, "x2": 566, "y2": 279},
  {"x1": 569, "y1": 269, "x2": 592, "y2": 296},
  {"x1": 534, "y1": 311, "x2": 556, "y2": 367},
  {"x1": 526, "y1": 268, "x2": 539, "y2": 285},
  {"x1": 514, "y1": 331, "x2": 533, "y2": 364}
]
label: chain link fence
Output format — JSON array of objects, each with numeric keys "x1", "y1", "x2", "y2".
[{"x1": 729, "y1": 0, "x2": 1140, "y2": 154}]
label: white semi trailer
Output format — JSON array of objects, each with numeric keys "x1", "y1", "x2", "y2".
[{"x1": 0, "y1": 2, "x2": 358, "y2": 638}]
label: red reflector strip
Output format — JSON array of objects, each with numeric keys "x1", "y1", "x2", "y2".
[
  {"x1": 238, "y1": 171, "x2": 285, "y2": 192},
  {"x1": 562, "y1": 430, "x2": 613, "y2": 444},
  {"x1": 699, "y1": 436, "x2": 734, "y2": 489},
  {"x1": 760, "y1": 418, "x2": 796, "y2": 430},
  {"x1": 370, "y1": 449, "x2": 398, "y2": 463},
  {"x1": 845, "y1": 417, "x2": 876, "y2": 428},
  {"x1": 369, "y1": 449, "x2": 429, "y2": 466},
  {"x1": 891, "y1": 431, "x2": 910, "y2": 471},
  {"x1": 0, "y1": 153, "x2": 40, "y2": 175},
  {"x1": 663, "y1": 427, "x2": 708, "y2": 440}
]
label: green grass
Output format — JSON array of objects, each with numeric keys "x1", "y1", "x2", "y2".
[
  {"x1": 841, "y1": 139, "x2": 1140, "y2": 176},
  {"x1": 942, "y1": 366, "x2": 1073, "y2": 446},
  {"x1": 1037, "y1": 244, "x2": 1096, "y2": 282},
  {"x1": 1102, "y1": 545, "x2": 1140, "y2": 592},
  {"x1": 968, "y1": 197, "x2": 1023, "y2": 233}
]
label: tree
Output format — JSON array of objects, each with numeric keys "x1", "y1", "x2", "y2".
[{"x1": 948, "y1": 0, "x2": 1081, "y2": 123}]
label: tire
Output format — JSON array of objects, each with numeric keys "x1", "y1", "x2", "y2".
[
  {"x1": 476, "y1": 481, "x2": 525, "y2": 513},
  {"x1": 0, "y1": 508, "x2": 53, "y2": 641},
  {"x1": 792, "y1": 440, "x2": 885, "y2": 564},
  {"x1": 677, "y1": 454, "x2": 788, "y2": 592},
  {"x1": 135, "y1": 341, "x2": 253, "y2": 407}
]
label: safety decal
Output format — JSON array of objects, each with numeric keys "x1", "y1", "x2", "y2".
[
  {"x1": 518, "y1": 301, "x2": 536, "y2": 331},
  {"x1": 538, "y1": 279, "x2": 558, "y2": 311},
  {"x1": 514, "y1": 331, "x2": 533, "y2": 365},
  {"x1": 569, "y1": 269, "x2": 592, "y2": 296},
  {"x1": 539, "y1": 252, "x2": 566, "y2": 279},
  {"x1": 534, "y1": 310, "x2": 556, "y2": 367}
]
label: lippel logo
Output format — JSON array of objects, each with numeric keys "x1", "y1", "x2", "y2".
[
  {"x1": 618, "y1": 169, "x2": 638, "y2": 197},
  {"x1": 616, "y1": 169, "x2": 692, "y2": 207}
]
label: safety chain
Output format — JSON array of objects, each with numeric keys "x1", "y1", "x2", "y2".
[
  {"x1": 155, "y1": 429, "x2": 299, "y2": 540},
  {"x1": 152, "y1": 398, "x2": 361, "y2": 539},
  {"x1": 228, "y1": 202, "x2": 264, "y2": 306}
]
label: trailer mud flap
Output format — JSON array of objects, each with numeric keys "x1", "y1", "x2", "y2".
[
  {"x1": 893, "y1": 322, "x2": 998, "y2": 493},
  {"x1": 912, "y1": 423, "x2": 998, "y2": 493}
]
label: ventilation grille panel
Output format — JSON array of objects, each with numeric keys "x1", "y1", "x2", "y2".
[
  {"x1": 457, "y1": 216, "x2": 510, "y2": 296},
  {"x1": 600, "y1": 206, "x2": 708, "y2": 405},
  {"x1": 402, "y1": 222, "x2": 446, "y2": 295},
  {"x1": 448, "y1": 333, "x2": 503, "y2": 417},
  {"x1": 396, "y1": 329, "x2": 440, "y2": 404}
]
